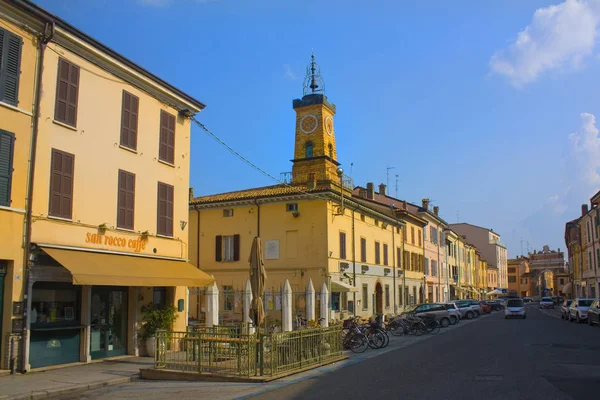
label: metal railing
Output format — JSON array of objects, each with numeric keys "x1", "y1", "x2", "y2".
[{"x1": 155, "y1": 325, "x2": 343, "y2": 378}]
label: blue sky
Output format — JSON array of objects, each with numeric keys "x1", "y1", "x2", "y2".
[{"x1": 34, "y1": 0, "x2": 600, "y2": 257}]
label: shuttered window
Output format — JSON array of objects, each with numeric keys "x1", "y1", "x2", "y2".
[
  {"x1": 375, "y1": 242, "x2": 380, "y2": 264},
  {"x1": 54, "y1": 58, "x2": 79, "y2": 127},
  {"x1": 360, "y1": 238, "x2": 367, "y2": 263},
  {"x1": 0, "y1": 130, "x2": 15, "y2": 206},
  {"x1": 49, "y1": 149, "x2": 74, "y2": 219},
  {"x1": 383, "y1": 244, "x2": 388, "y2": 266},
  {"x1": 117, "y1": 170, "x2": 135, "y2": 230},
  {"x1": 215, "y1": 234, "x2": 240, "y2": 262},
  {"x1": 0, "y1": 28, "x2": 22, "y2": 106},
  {"x1": 339, "y1": 232, "x2": 346, "y2": 259},
  {"x1": 120, "y1": 91, "x2": 139, "y2": 150},
  {"x1": 159, "y1": 110, "x2": 175, "y2": 164},
  {"x1": 157, "y1": 182, "x2": 173, "y2": 236}
]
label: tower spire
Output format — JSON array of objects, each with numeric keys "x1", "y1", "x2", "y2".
[{"x1": 303, "y1": 53, "x2": 325, "y2": 96}]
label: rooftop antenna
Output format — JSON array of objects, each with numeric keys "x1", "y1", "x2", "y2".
[
  {"x1": 395, "y1": 174, "x2": 400, "y2": 198},
  {"x1": 520, "y1": 238, "x2": 524, "y2": 257},
  {"x1": 386, "y1": 166, "x2": 395, "y2": 189}
]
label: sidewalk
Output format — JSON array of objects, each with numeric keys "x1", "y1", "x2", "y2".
[{"x1": 0, "y1": 357, "x2": 152, "y2": 400}]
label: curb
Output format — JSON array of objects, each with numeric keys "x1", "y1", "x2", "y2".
[{"x1": 10, "y1": 375, "x2": 137, "y2": 400}]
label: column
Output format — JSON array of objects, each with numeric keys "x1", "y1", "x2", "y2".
[
  {"x1": 282, "y1": 280, "x2": 292, "y2": 332},
  {"x1": 206, "y1": 282, "x2": 219, "y2": 327},
  {"x1": 306, "y1": 279, "x2": 315, "y2": 322},
  {"x1": 320, "y1": 282, "x2": 329, "y2": 327}
]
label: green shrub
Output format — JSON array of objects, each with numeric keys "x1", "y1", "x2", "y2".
[{"x1": 139, "y1": 303, "x2": 178, "y2": 341}]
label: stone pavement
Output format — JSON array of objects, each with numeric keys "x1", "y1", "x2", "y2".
[{"x1": 0, "y1": 357, "x2": 152, "y2": 400}]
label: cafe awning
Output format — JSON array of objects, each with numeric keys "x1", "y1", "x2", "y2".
[
  {"x1": 41, "y1": 246, "x2": 214, "y2": 287},
  {"x1": 331, "y1": 280, "x2": 358, "y2": 292}
]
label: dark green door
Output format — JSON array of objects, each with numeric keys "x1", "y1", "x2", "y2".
[
  {"x1": 0, "y1": 270, "x2": 5, "y2": 341},
  {"x1": 90, "y1": 287, "x2": 128, "y2": 359}
]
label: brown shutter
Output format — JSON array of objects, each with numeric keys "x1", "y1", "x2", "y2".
[
  {"x1": 157, "y1": 182, "x2": 174, "y2": 236},
  {"x1": 49, "y1": 149, "x2": 74, "y2": 219},
  {"x1": 120, "y1": 91, "x2": 139, "y2": 150},
  {"x1": 215, "y1": 235, "x2": 222, "y2": 262},
  {"x1": 384, "y1": 244, "x2": 388, "y2": 266},
  {"x1": 117, "y1": 170, "x2": 135, "y2": 230},
  {"x1": 339, "y1": 232, "x2": 346, "y2": 259},
  {"x1": 233, "y1": 234, "x2": 240, "y2": 261},
  {"x1": 54, "y1": 58, "x2": 79, "y2": 127},
  {"x1": 159, "y1": 111, "x2": 175, "y2": 164}
]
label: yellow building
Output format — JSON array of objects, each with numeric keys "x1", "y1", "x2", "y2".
[
  {"x1": 1, "y1": 1, "x2": 211, "y2": 371},
  {"x1": 445, "y1": 229, "x2": 459, "y2": 299},
  {"x1": 189, "y1": 56, "x2": 428, "y2": 324},
  {"x1": 0, "y1": 7, "x2": 37, "y2": 370}
]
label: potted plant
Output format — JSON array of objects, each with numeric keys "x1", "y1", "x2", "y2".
[{"x1": 139, "y1": 303, "x2": 178, "y2": 356}]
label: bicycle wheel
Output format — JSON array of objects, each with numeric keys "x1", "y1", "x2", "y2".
[
  {"x1": 379, "y1": 329, "x2": 390, "y2": 348},
  {"x1": 388, "y1": 321, "x2": 404, "y2": 336},
  {"x1": 367, "y1": 332, "x2": 385, "y2": 349},
  {"x1": 349, "y1": 333, "x2": 369, "y2": 353},
  {"x1": 427, "y1": 320, "x2": 441, "y2": 334},
  {"x1": 415, "y1": 321, "x2": 427, "y2": 336}
]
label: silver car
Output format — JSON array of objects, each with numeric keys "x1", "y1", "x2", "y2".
[
  {"x1": 451, "y1": 301, "x2": 477, "y2": 320},
  {"x1": 404, "y1": 303, "x2": 453, "y2": 327},
  {"x1": 560, "y1": 299, "x2": 573, "y2": 320},
  {"x1": 442, "y1": 303, "x2": 461, "y2": 324},
  {"x1": 569, "y1": 298, "x2": 595, "y2": 323},
  {"x1": 456, "y1": 299, "x2": 483, "y2": 317}
]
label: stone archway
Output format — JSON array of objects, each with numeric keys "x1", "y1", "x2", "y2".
[{"x1": 375, "y1": 282, "x2": 383, "y2": 314}]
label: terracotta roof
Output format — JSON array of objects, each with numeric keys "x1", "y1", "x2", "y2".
[{"x1": 191, "y1": 184, "x2": 326, "y2": 204}]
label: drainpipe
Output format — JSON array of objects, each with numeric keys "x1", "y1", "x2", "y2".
[
  {"x1": 21, "y1": 21, "x2": 54, "y2": 373},
  {"x1": 195, "y1": 205, "x2": 201, "y2": 320},
  {"x1": 401, "y1": 228, "x2": 406, "y2": 310},
  {"x1": 392, "y1": 222, "x2": 396, "y2": 314},
  {"x1": 437, "y1": 228, "x2": 441, "y2": 302},
  {"x1": 592, "y1": 209, "x2": 599, "y2": 297},
  {"x1": 254, "y1": 198, "x2": 260, "y2": 237},
  {"x1": 351, "y1": 208, "x2": 356, "y2": 316}
]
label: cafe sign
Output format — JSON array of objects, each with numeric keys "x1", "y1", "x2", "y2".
[{"x1": 85, "y1": 232, "x2": 147, "y2": 253}]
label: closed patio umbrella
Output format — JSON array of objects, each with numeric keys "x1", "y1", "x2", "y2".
[{"x1": 249, "y1": 237, "x2": 267, "y2": 328}]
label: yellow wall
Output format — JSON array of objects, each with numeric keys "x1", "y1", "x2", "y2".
[{"x1": 0, "y1": 20, "x2": 37, "y2": 368}]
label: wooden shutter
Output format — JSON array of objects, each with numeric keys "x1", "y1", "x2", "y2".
[
  {"x1": 54, "y1": 58, "x2": 79, "y2": 127},
  {"x1": 360, "y1": 238, "x2": 366, "y2": 262},
  {"x1": 157, "y1": 182, "x2": 174, "y2": 236},
  {"x1": 339, "y1": 232, "x2": 346, "y2": 259},
  {"x1": 49, "y1": 149, "x2": 74, "y2": 219},
  {"x1": 159, "y1": 111, "x2": 175, "y2": 164},
  {"x1": 117, "y1": 170, "x2": 135, "y2": 230},
  {"x1": 120, "y1": 91, "x2": 139, "y2": 150},
  {"x1": 0, "y1": 28, "x2": 22, "y2": 106},
  {"x1": 0, "y1": 130, "x2": 15, "y2": 206},
  {"x1": 233, "y1": 234, "x2": 240, "y2": 261},
  {"x1": 383, "y1": 244, "x2": 388, "y2": 266},
  {"x1": 215, "y1": 235, "x2": 222, "y2": 262}
]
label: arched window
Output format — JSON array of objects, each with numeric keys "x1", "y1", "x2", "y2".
[
  {"x1": 305, "y1": 141, "x2": 313, "y2": 158},
  {"x1": 328, "y1": 143, "x2": 333, "y2": 159}
]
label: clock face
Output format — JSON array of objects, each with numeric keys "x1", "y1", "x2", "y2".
[
  {"x1": 325, "y1": 116, "x2": 333, "y2": 136},
  {"x1": 300, "y1": 115, "x2": 318, "y2": 134}
]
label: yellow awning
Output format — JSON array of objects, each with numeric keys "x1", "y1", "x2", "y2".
[
  {"x1": 331, "y1": 280, "x2": 358, "y2": 292},
  {"x1": 41, "y1": 247, "x2": 214, "y2": 287}
]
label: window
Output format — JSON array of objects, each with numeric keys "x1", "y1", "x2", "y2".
[
  {"x1": 54, "y1": 58, "x2": 79, "y2": 127},
  {"x1": 223, "y1": 209, "x2": 234, "y2": 217},
  {"x1": 31, "y1": 282, "x2": 81, "y2": 328},
  {"x1": 120, "y1": 91, "x2": 139, "y2": 150},
  {"x1": 418, "y1": 230, "x2": 422, "y2": 247},
  {"x1": 375, "y1": 220, "x2": 379, "y2": 227},
  {"x1": 339, "y1": 231, "x2": 347, "y2": 259},
  {"x1": 432, "y1": 260, "x2": 438, "y2": 277},
  {"x1": 360, "y1": 214, "x2": 365, "y2": 222},
  {"x1": 397, "y1": 247, "x2": 401, "y2": 268},
  {"x1": 49, "y1": 149, "x2": 74, "y2": 219},
  {"x1": 117, "y1": 170, "x2": 135, "y2": 230},
  {"x1": 411, "y1": 227, "x2": 415, "y2": 244},
  {"x1": 0, "y1": 130, "x2": 15, "y2": 206},
  {"x1": 424, "y1": 258, "x2": 429, "y2": 275},
  {"x1": 328, "y1": 143, "x2": 333, "y2": 159},
  {"x1": 360, "y1": 238, "x2": 367, "y2": 263},
  {"x1": 362, "y1": 284, "x2": 368, "y2": 310},
  {"x1": 559, "y1": 278, "x2": 565, "y2": 285},
  {"x1": 286, "y1": 203, "x2": 298, "y2": 212},
  {"x1": 423, "y1": 226, "x2": 427, "y2": 241},
  {"x1": 383, "y1": 244, "x2": 388, "y2": 266},
  {"x1": 0, "y1": 28, "x2": 22, "y2": 106},
  {"x1": 508, "y1": 276, "x2": 516, "y2": 283},
  {"x1": 159, "y1": 110, "x2": 175, "y2": 164},
  {"x1": 157, "y1": 182, "x2": 174, "y2": 236},
  {"x1": 375, "y1": 241, "x2": 381, "y2": 264},
  {"x1": 305, "y1": 141, "x2": 313, "y2": 158},
  {"x1": 508, "y1": 267, "x2": 516, "y2": 274},
  {"x1": 153, "y1": 287, "x2": 167, "y2": 308},
  {"x1": 385, "y1": 285, "x2": 390, "y2": 308},
  {"x1": 215, "y1": 234, "x2": 240, "y2": 262},
  {"x1": 223, "y1": 286, "x2": 234, "y2": 311},
  {"x1": 399, "y1": 285, "x2": 403, "y2": 305},
  {"x1": 589, "y1": 252, "x2": 593, "y2": 270}
]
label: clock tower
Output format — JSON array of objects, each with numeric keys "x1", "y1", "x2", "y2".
[{"x1": 291, "y1": 54, "x2": 340, "y2": 187}]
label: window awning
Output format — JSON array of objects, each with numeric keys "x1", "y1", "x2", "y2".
[
  {"x1": 41, "y1": 246, "x2": 214, "y2": 287},
  {"x1": 331, "y1": 280, "x2": 358, "y2": 292}
]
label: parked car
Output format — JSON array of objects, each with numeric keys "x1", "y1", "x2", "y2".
[
  {"x1": 451, "y1": 301, "x2": 477, "y2": 320},
  {"x1": 478, "y1": 301, "x2": 491, "y2": 313},
  {"x1": 458, "y1": 299, "x2": 483, "y2": 316},
  {"x1": 505, "y1": 298, "x2": 526, "y2": 319},
  {"x1": 568, "y1": 298, "x2": 595, "y2": 323},
  {"x1": 588, "y1": 300, "x2": 600, "y2": 326},
  {"x1": 485, "y1": 300, "x2": 503, "y2": 311},
  {"x1": 523, "y1": 297, "x2": 533, "y2": 303},
  {"x1": 539, "y1": 297, "x2": 555, "y2": 309},
  {"x1": 560, "y1": 299, "x2": 573, "y2": 320},
  {"x1": 442, "y1": 303, "x2": 461, "y2": 324},
  {"x1": 403, "y1": 303, "x2": 453, "y2": 327}
]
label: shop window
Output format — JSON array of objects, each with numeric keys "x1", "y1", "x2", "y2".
[
  {"x1": 30, "y1": 282, "x2": 81, "y2": 328},
  {"x1": 153, "y1": 287, "x2": 167, "y2": 308},
  {"x1": 223, "y1": 285, "x2": 233, "y2": 311},
  {"x1": 331, "y1": 292, "x2": 340, "y2": 311},
  {"x1": 362, "y1": 284, "x2": 369, "y2": 310}
]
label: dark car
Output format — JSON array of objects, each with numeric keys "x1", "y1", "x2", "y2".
[
  {"x1": 588, "y1": 300, "x2": 600, "y2": 326},
  {"x1": 484, "y1": 300, "x2": 503, "y2": 311}
]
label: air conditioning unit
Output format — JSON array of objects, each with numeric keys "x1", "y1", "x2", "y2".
[{"x1": 339, "y1": 262, "x2": 350, "y2": 272}]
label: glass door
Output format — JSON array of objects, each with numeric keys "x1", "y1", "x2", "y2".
[{"x1": 90, "y1": 287, "x2": 128, "y2": 359}]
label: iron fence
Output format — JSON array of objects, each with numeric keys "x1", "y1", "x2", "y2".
[{"x1": 155, "y1": 325, "x2": 343, "y2": 378}]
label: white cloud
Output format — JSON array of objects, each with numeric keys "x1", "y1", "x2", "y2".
[
  {"x1": 490, "y1": 0, "x2": 600, "y2": 86},
  {"x1": 283, "y1": 64, "x2": 297, "y2": 80},
  {"x1": 568, "y1": 112, "x2": 600, "y2": 187}
]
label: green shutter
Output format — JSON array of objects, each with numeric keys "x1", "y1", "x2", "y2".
[
  {"x1": 0, "y1": 28, "x2": 22, "y2": 106},
  {"x1": 0, "y1": 130, "x2": 15, "y2": 207}
]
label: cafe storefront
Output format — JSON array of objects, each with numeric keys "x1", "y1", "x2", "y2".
[{"x1": 26, "y1": 244, "x2": 214, "y2": 370}]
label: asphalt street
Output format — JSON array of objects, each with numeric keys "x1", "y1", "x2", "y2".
[{"x1": 54, "y1": 306, "x2": 600, "y2": 400}]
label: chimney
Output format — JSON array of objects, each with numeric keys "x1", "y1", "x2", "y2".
[
  {"x1": 402, "y1": 200, "x2": 407, "y2": 210},
  {"x1": 366, "y1": 182, "x2": 375, "y2": 200},
  {"x1": 378, "y1": 183, "x2": 386, "y2": 196},
  {"x1": 422, "y1": 198, "x2": 430, "y2": 210},
  {"x1": 359, "y1": 188, "x2": 367, "y2": 198},
  {"x1": 433, "y1": 206, "x2": 439, "y2": 216},
  {"x1": 582, "y1": 204, "x2": 589, "y2": 216},
  {"x1": 189, "y1": 187, "x2": 194, "y2": 201}
]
